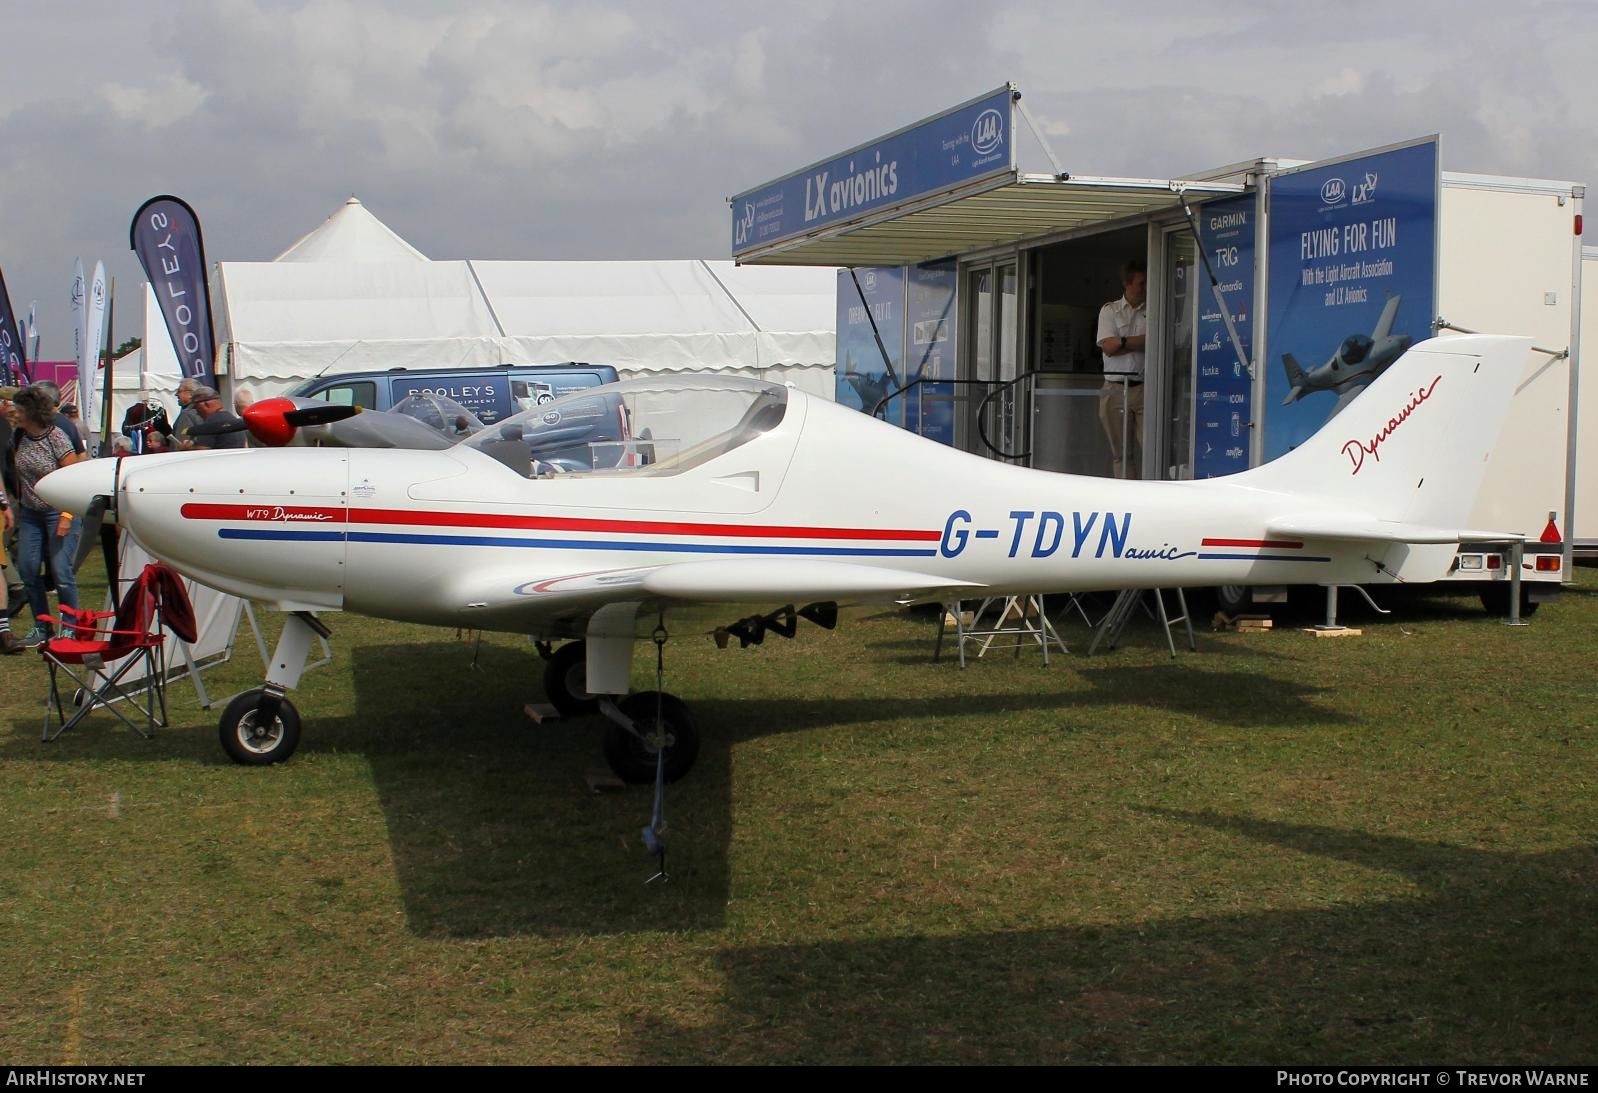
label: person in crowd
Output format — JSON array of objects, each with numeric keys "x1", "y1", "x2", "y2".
[
  {"x1": 121, "y1": 397, "x2": 173, "y2": 454},
  {"x1": 29, "y1": 381, "x2": 86, "y2": 456},
  {"x1": 0, "y1": 490, "x2": 21, "y2": 653},
  {"x1": 8, "y1": 384, "x2": 86, "y2": 605},
  {"x1": 11, "y1": 386, "x2": 83, "y2": 645},
  {"x1": 1096, "y1": 259, "x2": 1148, "y2": 479},
  {"x1": 190, "y1": 385, "x2": 246, "y2": 450},
  {"x1": 233, "y1": 388, "x2": 258, "y2": 447},
  {"x1": 171, "y1": 377, "x2": 202, "y2": 451}
]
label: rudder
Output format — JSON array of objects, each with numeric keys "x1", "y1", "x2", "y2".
[{"x1": 1238, "y1": 334, "x2": 1531, "y2": 528}]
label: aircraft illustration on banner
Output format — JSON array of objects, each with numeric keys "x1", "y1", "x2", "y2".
[
  {"x1": 40, "y1": 335, "x2": 1527, "y2": 853},
  {"x1": 1280, "y1": 294, "x2": 1413, "y2": 418}
]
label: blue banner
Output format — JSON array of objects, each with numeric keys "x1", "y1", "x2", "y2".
[
  {"x1": 1264, "y1": 140, "x2": 1438, "y2": 459},
  {"x1": 1193, "y1": 195, "x2": 1256, "y2": 478},
  {"x1": 733, "y1": 87, "x2": 1014, "y2": 255},
  {"x1": 130, "y1": 195, "x2": 217, "y2": 384},
  {"x1": 836, "y1": 267, "x2": 904, "y2": 421},
  {"x1": 906, "y1": 259, "x2": 957, "y2": 444},
  {"x1": 0, "y1": 268, "x2": 30, "y2": 385}
]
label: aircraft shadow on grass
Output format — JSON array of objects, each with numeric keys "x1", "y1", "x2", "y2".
[
  {"x1": 342, "y1": 642, "x2": 1353, "y2": 939},
  {"x1": 2, "y1": 636, "x2": 1358, "y2": 940},
  {"x1": 623, "y1": 813, "x2": 1598, "y2": 1064}
]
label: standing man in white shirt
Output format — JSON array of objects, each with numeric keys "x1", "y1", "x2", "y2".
[{"x1": 1096, "y1": 260, "x2": 1148, "y2": 479}]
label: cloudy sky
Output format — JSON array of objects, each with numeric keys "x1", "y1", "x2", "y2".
[{"x1": 2, "y1": 0, "x2": 1592, "y2": 352}]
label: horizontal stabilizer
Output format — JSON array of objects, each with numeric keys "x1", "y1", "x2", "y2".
[
  {"x1": 642, "y1": 559, "x2": 980, "y2": 603},
  {"x1": 1281, "y1": 353, "x2": 1307, "y2": 405},
  {"x1": 1267, "y1": 514, "x2": 1526, "y2": 545}
]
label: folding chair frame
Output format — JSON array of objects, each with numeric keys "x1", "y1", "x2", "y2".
[{"x1": 39, "y1": 599, "x2": 172, "y2": 743}]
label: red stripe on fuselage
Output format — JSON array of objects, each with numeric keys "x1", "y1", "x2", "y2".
[
  {"x1": 180, "y1": 503, "x2": 939, "y2": 542},
  {"x1": 182, "y1": 503, "x2": 345, "y2": 523}
]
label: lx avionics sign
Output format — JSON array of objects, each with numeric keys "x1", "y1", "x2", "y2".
[{"x1": 731, "y1": 87, "x2": 1015, "y2": 255}]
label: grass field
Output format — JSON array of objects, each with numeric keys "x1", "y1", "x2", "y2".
[{"x1": 0, "y1": 570, "x2": 1594, "y2": 1064}]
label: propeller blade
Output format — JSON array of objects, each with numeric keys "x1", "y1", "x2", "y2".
[
  {"x1": 72, "y1": 495, "x2": 109, "y2": 570},
  {"x1": 72, "y1": 457, "x2": 122, "y2": 584},
  {"x1": 238, "y1": 397, "x2": 362, "y2": 446},
  {"x1": 283, "y1": 404, "x2": 362, "y2": 428}
]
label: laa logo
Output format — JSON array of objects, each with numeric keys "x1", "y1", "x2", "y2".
[
  {"x1": 971, "y1": 109, "x2": 1004, "y2": 156},
  {"x1": 1320, "y1": 177, "x2": 1347, "y2": 205}
]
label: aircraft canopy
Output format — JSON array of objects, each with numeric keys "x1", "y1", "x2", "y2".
[{"x1": 463, "y1": 375, "x2": 788, "y2": 479}]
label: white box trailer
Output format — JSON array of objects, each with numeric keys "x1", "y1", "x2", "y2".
[
  {"x1": 730, "y1": 95, "x2": 1581, "y2": 612},
  {"x1": 1577, "y1": 245, "x2": 1598, "y2": 559},
  {"x1": 1430, "y1": 173, "x2": 1582, "y2": 608}
]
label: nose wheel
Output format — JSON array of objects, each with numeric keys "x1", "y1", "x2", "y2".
[{"x1": 218, "y1": 687, "x2": 302, "y2": 765}]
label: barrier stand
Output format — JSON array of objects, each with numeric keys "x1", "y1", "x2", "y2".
[
  {"x1": 1087, "y1": 588, "x2": 1195, "y2": 658},
  {"x1": 935, "y1": 595, "x2": 1069, "y2": 668}
]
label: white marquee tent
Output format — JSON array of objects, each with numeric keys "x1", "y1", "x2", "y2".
[{"x1": 120, "y1": 198, "x2": 838, "y2": 423}]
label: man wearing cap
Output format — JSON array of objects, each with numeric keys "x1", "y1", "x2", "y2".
[{"x1": 190, "y1": 385, "x2": 246, "y2": 449}]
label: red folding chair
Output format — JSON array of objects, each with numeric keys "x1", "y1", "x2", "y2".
[{"x1": 40, "y1": 562, "x2": 198, "y2": 742}]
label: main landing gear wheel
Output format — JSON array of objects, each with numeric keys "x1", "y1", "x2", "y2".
[
  {"x1": 543, "y1": 640, "x2": 599, "y2": 717},
  {"x1": 219, "y1": 688, "x2": 302, "y2": 766},
  {"x1": 603, "y1": 691, "x2": 699, "y2": 785}
]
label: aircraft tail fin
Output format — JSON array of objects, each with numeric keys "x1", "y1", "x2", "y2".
[
  {"x1": 1280, "y1": 354, "x2": 1307, "y2": 404},
  {"x1": 1237, "y1": 334, "x2": 1530, "y2": 530}
]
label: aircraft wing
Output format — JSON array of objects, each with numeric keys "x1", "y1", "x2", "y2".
[
  {"x1": 463, "y1": 558, "x2": 984, "y2": 633},
  {"x1": 639, "y1": 559, "x2": 982, "y2": 602},
  {"x1": 1266, "y1": 514, "x2": 1525, "y2": 545},
  {"x1": 1371, "y1": 294, "x2": 1402, "y2": 340}
]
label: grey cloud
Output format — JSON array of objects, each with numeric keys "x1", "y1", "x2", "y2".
[{"x1": 0, "y1": 0, "x2": 1594, "y2": 353}]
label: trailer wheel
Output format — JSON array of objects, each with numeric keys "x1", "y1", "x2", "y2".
[
  {"x1": 1214, "y1": 585, "x2": 1250, "y2": 615},
  {"x1": 1479, "y1": 584, "x2": 1539, "y2": 618}
]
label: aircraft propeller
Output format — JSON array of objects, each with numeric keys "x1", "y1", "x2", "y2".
[
  {"x1": 72, "y1": 456, "x2": 124, "y2": 572},
  {"x1": 182, "y1": 397, "x2": 363, "y2": 446}
]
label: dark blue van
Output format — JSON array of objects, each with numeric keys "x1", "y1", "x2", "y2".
[{"x1": 285, "y1": 363, "x2": 620, "y2": 426}]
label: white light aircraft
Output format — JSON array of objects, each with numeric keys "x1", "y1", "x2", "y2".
[
  {"x1": 1281, "y1": 294, "x2": 1414, "y2": 417},
  {"x1": 40, "y1": 335, "x2": 1527, "y2": 790}
]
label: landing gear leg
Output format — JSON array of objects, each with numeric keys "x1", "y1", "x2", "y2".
[
  {"x1": 219, "y1": 611, "x2": 325, "y2": 766},
  {"x1": 595, "y1": 617, "x2": 700, "y2": 882}
]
